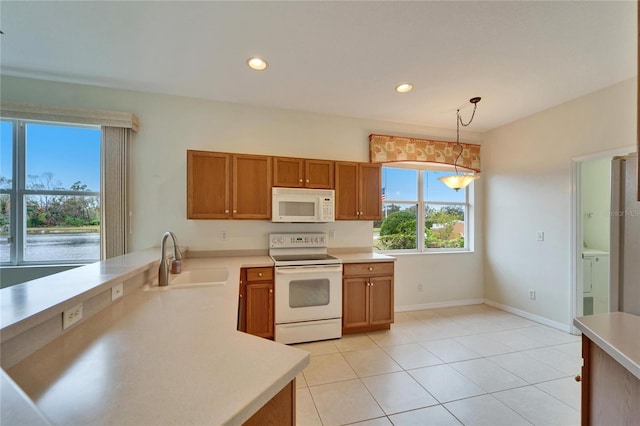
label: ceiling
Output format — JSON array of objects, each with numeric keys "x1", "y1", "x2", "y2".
[{"x1": 0, "y1": 1, "x2": 636, "y2": 132}]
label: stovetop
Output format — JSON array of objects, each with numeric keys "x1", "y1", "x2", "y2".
[{"x1": 270, "y1": 253, "x2": 341, "y2": 267}]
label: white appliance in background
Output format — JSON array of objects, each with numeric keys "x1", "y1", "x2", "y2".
[
  {"x1": 270, "y1": 232, "x2": 343, "y2": 344},
  {"x1": 582, "y1": 250, "x2": 609, "y2": 315},
  {"x1": 610, "y1": 153, "x2": 640, "y2": 315},
  {"x1": 271, "y1": 187, "x2": 335, "y2": 223}
]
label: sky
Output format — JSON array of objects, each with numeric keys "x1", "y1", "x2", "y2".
[
  {"x1": 382, "y1": 167, "x2": 466, "y2": 204},
  {"x1": 1, "y1": 121, "x2": 101, "y2": 192}
]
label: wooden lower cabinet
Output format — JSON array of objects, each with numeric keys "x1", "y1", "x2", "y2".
[
  {"x1": 238, "y1": 267, "x2": 274, "y2": 340},
  {"x1": 243, "y1": 380, "x2": 295, "y2": 426},
  {"x1": 342, "y1": 262, "x2": 394, "y2": 334},
  {"x1": 580, "y1": 335, "x2": 640, "y2": 426}
]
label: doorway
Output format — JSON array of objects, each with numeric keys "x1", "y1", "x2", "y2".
[
  {"x1": 577, "y1": 157, "x2": 611, "y2": 316},
  {"x1": 571, "y1": 146, "x2": 633, "y2": 330}
]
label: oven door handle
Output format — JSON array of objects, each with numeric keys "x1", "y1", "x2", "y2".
[{"x1": 275, "y1": 265, "x2": 343, "y2": 274}]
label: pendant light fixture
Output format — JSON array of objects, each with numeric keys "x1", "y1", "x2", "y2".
[{"x1": 439, "y1": 97, "x2": 481, "y2": 191}]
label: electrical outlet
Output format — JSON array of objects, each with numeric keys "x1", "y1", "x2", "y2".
[
  {"x1": 220, "y1": 230, "x2": 228, "y2": 241},
  {"x1": 111, "y1": 283, "x2": 124, "y2": 301},
  {"x1": 62, "y1": 303, "x2": 83, "y2": 329},
  {"x1": 528, "y1": 289, "x2": 536, "y2": 300},
  {"x1": 537, "y1": 231, "x2": 544, "y2": 241},
  {"x1": 418, "y1": 283, "x2": 424, "y2": 292}
]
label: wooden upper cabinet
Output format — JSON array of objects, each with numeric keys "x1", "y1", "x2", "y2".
[
  {"x1": 187, "y1": 150, "x2": 230, "y2": 219},
  {"x1": 273, "y1": 157, "x2": 334, "y2": 189},
  {"x1": 232, "y1": 154, "x2": 272, "y2": 219},
  {"x1": 359, "y1": 163, "x2": 382, "y2": 220},
  {"x1": 187, "y1": 150, "x2": 271, "y2": 219},
  {"x1": 335, "y1": 161, "x2": 381, "y2": 220},
  {"x1": 334, "y1": 161, "x2": 359, "y2": 219},
  {"x1": 305, "y1": 159, "x2": 334, "y2": 189}
]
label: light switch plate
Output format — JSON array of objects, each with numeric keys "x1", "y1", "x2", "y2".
[{"x1": 537, "y1": 231, "x2": 544, "y2": 241}]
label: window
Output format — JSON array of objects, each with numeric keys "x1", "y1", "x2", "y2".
[
  {"x1": 374, "y1": 166, "x2": 470, "y2": 252},
  {"x1": 0, "y1": 120, "x2": 101, "y2": 265}
]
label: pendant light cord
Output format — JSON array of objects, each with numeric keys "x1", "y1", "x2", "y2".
[{"x1": 454, "y1": 102, "x2": 479, "y2": 174}]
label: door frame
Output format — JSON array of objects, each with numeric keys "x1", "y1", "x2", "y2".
[{"x1": 570, "y1": 146, "x2": 634, "y2": 334}]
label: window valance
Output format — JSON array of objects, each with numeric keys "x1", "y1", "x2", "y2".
[
  {"x1": 369, "y1": 133, "x2": 481, "y2": 172},
  {"x1": 0, "y1": 101, "x2": 139, "y2": 131}
]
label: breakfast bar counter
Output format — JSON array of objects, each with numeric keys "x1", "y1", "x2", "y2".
[
  {"x1": 2, "y1": 254, "x2": 309, "y2": 425},
  {"x1": 573, "y1": 312, "x2": 640, "y2": 425}
]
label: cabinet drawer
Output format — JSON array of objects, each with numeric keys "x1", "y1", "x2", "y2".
[
  {"x1": 344, "y1": 262, "x2": 394, "y2": 277},
  {"x1": 246, "y1": 267, "x2": 274, "y2": 282}
]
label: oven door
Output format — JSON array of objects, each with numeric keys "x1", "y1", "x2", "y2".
[{"x1": 274, "y1": 264, "x2": 343, "y2": 324}]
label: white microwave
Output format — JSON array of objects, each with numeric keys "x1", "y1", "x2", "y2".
[{"x1": 271, "y1": 187, "x2": 335, "y2": 223}]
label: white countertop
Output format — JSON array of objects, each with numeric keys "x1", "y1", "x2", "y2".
[
  {"x1": 5, "y1": 255, "x2": 309, "y2": 425},
  {"x1": 332, "y1": 251, "x2": 396, "y2": 263},
  {"x1": 574, "y1": 312, "x2": 640, "y2": 380},
  {"x1": 582, "y1": 249, "x2": 609, "y2": 256},
  {"x1": 1, "y1": 249, "x2": 394, "y2": 425}
]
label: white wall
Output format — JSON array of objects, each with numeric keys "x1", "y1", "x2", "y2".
[
  {"x1": 580, "y1": 157, "x2": 611, "y2": 252},
  {"x1": 483, "y1": 78, "x2": 636, "y2": 327},
  {"x1": 1, "y1": 76, "x2": 484, "y2": 305}
]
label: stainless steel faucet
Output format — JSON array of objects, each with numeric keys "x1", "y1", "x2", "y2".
[{"x1": 158, "y1": 231, "x2": 183, "y2": 286}]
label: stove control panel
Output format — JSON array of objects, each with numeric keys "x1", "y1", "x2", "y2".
[{"x1": 269, "y1": 233, "x2": 327, "y2": 248}]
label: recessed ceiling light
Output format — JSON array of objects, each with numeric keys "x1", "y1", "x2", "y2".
[
  {"x1": 247, "y1": 57, "x2": 268, "y2": 71},
  {"x1": 395, "y1": 83, "x2": 413, "y2": 93}
]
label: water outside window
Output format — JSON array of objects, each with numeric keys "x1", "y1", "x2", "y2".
[{"x1": 0, "y1": 121, "x2": 102, "y2": 264}]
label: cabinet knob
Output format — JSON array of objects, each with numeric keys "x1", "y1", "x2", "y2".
[
  {"x1": 306, "y1": 179, "x2": 309, "y2": 183},
  {"x1": 299, "y1": 179, "x2": 303, "y2": 183},
  {"x1": 371, "y1": 283, "x2": 374, "y2": 287},
  {"x1": 574, "y1": 375, "x2": 581, "y2": 382},
  {"x1": 233, "y1": 210, "x2": 237, "y2": 213},
  {"x1": 258, "y1": 272, "x2": 263, "y2": 277},
  {"x1": 225, "y1": 210, "x2": 229, "y2": 213},
  {"x1": 368, "y1": 267, "x2": 373, "y2": 271},
  {"x1": 239, "y1": 294, "x2": 243, "y2": 298},
  {"x1": 269, "y1": 289, "x2": 273, "y2": 294}
]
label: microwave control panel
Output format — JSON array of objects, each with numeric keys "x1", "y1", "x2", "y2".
[
  {"x1": 319, "y1": 197, "x2": 334, "y2": 222},
  {"x1": 269, "y1": 233, "x2": 328, "y2": 248}
]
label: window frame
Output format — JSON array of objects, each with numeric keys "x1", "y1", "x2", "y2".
[
  {"x1": 376, "y1": 165, "x2": 472, "y2": 254},
  {"x1": 1, "y1": 119, "x2": 101, "y2": 266}
]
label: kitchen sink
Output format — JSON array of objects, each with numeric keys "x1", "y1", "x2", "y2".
[{"x1": 144, "y1": 267, "x2": 229, "y2": 291}]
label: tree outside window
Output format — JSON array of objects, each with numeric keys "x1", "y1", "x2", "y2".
[{"x1": 374, "y1": 167, "x2": 469, "y2": 252}]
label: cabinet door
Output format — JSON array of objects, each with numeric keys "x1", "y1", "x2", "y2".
[
  {"x1": 273, "y1": 157, "x2": 304, "y2": 188},
  {"x1": 343, "y1": 277, "x2": 369, "y2": 329},
  {"x1": 583, "y1": 258, "x2": 593, "y2": 293},
  {"x1": 305, "y1": 159, "x2": 334, "y2": 189},
  {"x1": 369, "y1": 276, "x2": 394, "y2": 325},
  {"x1": 335, "y1": 161, "x2": 359, "y2": 219},
  {"x1": 246, "y1": 283, "x2": 274, "y2": 339},
  {"x1": 187, "y1": 150, "x2": 230, "y2": 219},
  {"x1": 232, "y1": 154, "x2": 272, "y2": 219},
  {"x1": 359, "y1": 163, "x2": 382, "y2": 220},
  {"x1": 238, "y1": 269, "x2": 247, "y2": 332}
]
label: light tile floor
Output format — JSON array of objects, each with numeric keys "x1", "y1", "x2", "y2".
[{"x1": 293, "y1": 304, "x2": 582, "y2": 426}]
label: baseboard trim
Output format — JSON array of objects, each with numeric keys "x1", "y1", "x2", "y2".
[
  {"x1": 395, "y1": 298, "x2": 572, "y2": 333},
  {"x1": 483, "y1": 299, "x2": 571, "y2": 333},
  {"x1": 395, "y1": 299, "x2": 484, "y2": 312}
]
